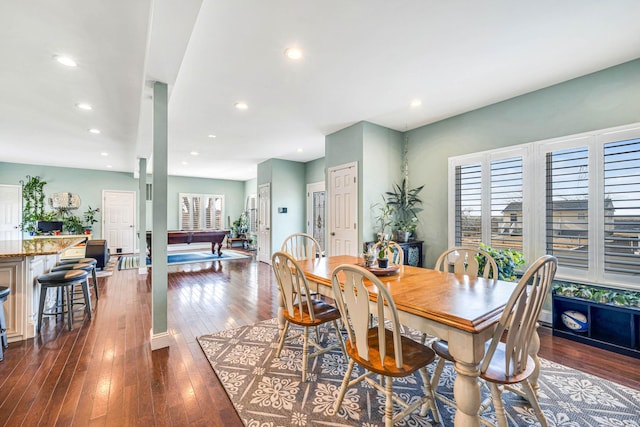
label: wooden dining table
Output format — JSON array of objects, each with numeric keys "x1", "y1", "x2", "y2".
[{"x1": 285, "y1": 255, "x2": 541, "y2": 427}]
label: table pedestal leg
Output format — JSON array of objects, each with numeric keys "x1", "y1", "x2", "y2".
[{"x1": 453, "y1": 360, "x2": 482, "y2": 427}]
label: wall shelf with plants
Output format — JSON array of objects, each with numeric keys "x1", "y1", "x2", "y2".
[{"x1": 552, "y1": 282, "x2": 640, "y2": 358}]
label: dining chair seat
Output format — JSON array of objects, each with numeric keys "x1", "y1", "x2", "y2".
[{"x1": 285, "y1": 298, "x2": 342, "y2": 327}]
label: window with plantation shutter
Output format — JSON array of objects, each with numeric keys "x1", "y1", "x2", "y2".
[
  {"x1": 490, "y1": 157, "x2": 523, "y2": 253},
  {"x1": 455, "y1": 163, "x2": 482, "y2": 246},
  {"x1": 603, "y1": 138, "x2": 640, "y2": 276},
  {"x1": 179, "y1": 193, "x2": 224, "y2": 230},
  {"x1": 449, "y1": 123, "x2": 640, "y2": 290},
  {"x1": 545, "y1": 147, "x2": 589, "y2": 270}
]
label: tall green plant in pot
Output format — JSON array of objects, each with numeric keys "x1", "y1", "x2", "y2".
[
  {"x1": 385, "y1": 178, "x2": 424, "y2": 242},
  {"x1": 20, "y1": 175, "x2": 47, "y2": 234}
]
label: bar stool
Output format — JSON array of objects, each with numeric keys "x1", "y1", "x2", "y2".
[
  {"x1": 37, "y1": 270, "x2": 91, "y2": 332},
  {"x1": 53, "y1": 261, "x2": 98, "y2": 301},
  {"x1": 0, "y1": 286, "x2": 10, "y2": 361}
]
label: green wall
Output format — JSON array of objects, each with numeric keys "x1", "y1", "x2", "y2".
[
  {"x1": 269, "y1": 159, "x2": 306, "y2": 253},
  {"x1": 0, "y1": 161, "x2": 246, "y2": 241},
  {"x1": 305, "y1": 158, "x2": 325, "y2": 184},
  {"x1": 362, "y1": 122, "x2": 403, "y2": 241},
  {"x1": 408, "y1": 59, "x2": 640, "y2": 268}
]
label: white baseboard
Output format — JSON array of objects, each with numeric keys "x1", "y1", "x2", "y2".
[
  {"x1": 150, "y1": 329, "x2": 171, "y2": 350},
  {"x1": 539, "y1": 308, "x2": 552, "y2": 326}
]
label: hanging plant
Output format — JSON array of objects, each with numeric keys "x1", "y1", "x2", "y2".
[{"x1": 20, "y1": 175, "x2": 47, "y2": 233}]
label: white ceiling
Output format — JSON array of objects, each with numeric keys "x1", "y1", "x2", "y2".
[{"x1": 1, "y1": 1, "x2": 639, "y2": 181}]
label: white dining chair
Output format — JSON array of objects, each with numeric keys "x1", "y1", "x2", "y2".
[
  {"x1": 434, "y1": 246, "x2": 498, "y2": 279},
  {"x1": 431, "y1": 255, "x2": 557, "y2": 427},
  {"x1": 271, "y1": 251, "x2": 345, "y2": 382},
  {"x1": 331, "y1": 264, "x2": 441, "y2": 426},
  {"x1": 281, "y1": 232, "x2": 322, "y2": 261}
]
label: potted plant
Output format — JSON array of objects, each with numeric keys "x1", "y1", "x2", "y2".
[
  {"x1": 385, "y1": 178, "x2": 424, "y2": 242},
  {"x1": 63, "y1": 214, "x2": 84, "y2": 235},
  {"x1": 20, "y1": 175, "x2": 47, "y2": 235},
  {"x1": 376, "y1": 234, "x2": 390, "y2": 268},
  {"x1": 476, "y1": 243, "x2": 525, "y2": 281},
  {"x1": 372, "y1": 196, "x2": 394, "y2": 242},
  {"x1": 83, "y1": 206, "x2": 100, "y2": 234},
  {"x1": 232, "y1": 212, "x2": 249, "y2": 238}
]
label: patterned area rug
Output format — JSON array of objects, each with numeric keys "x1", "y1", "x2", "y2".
[
  {"x1": 95, "y1": 256, "x2": 117, "y2": 277},
  {"x1": 118, "y1": 250, "x2": 250, "y2": 270},
  {"x1": 198, "y1": 319, "x2": 640, "y2": 427}
]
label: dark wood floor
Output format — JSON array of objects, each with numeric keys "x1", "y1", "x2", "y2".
[{"x1": 0, "y1": 254, "x2": 638, "y2": 426}]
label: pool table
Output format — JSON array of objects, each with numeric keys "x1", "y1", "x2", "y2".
[{"x1": 146, "y1": 230, "x2": 229, "y2": 259}]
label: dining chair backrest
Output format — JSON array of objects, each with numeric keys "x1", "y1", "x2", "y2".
[
  {"x1": 481, "y1": 255, "x2": 557, "y2": 377},
  {"x1": 281, "y1": 233, "x2": 322, "y2": 261},
  {"x1": 331, "y1": 264, "x2": 404, "y2": 368},
  {"x1": 434, "y1": 246, "x2": 498, "y2": 279},
  {"x1": 372, "y1": 240, "x2": 404, "y2": 266},
  {"x1": 272, "y1": 251, "x2": 318, "y2": 323}
]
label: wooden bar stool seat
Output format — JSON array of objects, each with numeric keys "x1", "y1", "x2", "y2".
[
  {"x1": 0, "y1": 286, "x2": 10, "y2": 361},
  {"x1": 37, "y1": 270, "x2": 91, "y2": 333}
]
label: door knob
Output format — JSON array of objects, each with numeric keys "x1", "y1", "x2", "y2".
[{"x1": 331, "y1": 232, "x2": 336, "y2": 236}]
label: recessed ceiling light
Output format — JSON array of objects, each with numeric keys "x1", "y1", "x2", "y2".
[
  {"x1": 234, "y1": 102, "x2": 248, "y2": 110},
  {"x1": 89, "y1": 128, "x2": 101, "y2": 134},
  {"x1": 410, "y1": 99, "x2": 422, "y2": 108},
  {"x1": 181, "y1": 161, "x2": 188, "y2": 165},
  {"x1": 54, "y1": 55, "x2": 77, "y2": 67},
  {"x1": 106, "y1": 164, "x2": 113, "y2": 168},
  {"x1": 207, "y1": 134, "x2": 216, "y2": 139},
  {"x1": 100, "y1": 152, "x2": 108, "y2": 156},
  {"x1": 284, "y1": 47, "x2": 303, "y2": 60},
  {"x1": 297, "y1": 148, "x2": 303, "y2": 153},
  {"x1": 190, "y1": 151, "x2": 199, "y2": 156},
  {"x1": 77, "y1": 103, "x2": 92, "y2": 111}
]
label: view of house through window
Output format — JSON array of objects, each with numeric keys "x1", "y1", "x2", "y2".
[{"x1": 449, "y1": 124, "x2": 640, "y2": 288}]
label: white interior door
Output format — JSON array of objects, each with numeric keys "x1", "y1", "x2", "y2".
[
  {"x1": 257, "y1": 184, "x2": 271, "y2": 264},
  {"x1": 0, "y1": 185, "x2": 22, "y2": 240},
  {"x1": 103, "y1": 190, "x2": 136, "y2": 254},
  {"x1": 306, "y1": 181, "x2": 326, "y2": 254},
  {"x1": 328, "y1": 162, "x2": 358, "y2": 256}
]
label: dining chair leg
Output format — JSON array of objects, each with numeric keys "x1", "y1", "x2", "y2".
[
  {"x1": 431, "y1": 356, "x2": 446, "y2": 390},
  {"x1": 301, "y1": 327, "x2": 310, "y2": 382},
  {"x1": 333, "y1": 359, "x2": 355, "y2": 415},
  {"x1": 332, "y1": 320, "x2": 346, "y2": 357},
  {"x1": 522, "y1": 380, "x2": 548, "y2": 427},
  {"x1": 276, "y1": 321, "x2": 290, "y2": 357},
  {"x1": 384, "y1": 375, "x2": 393, "y2": 427},
  {"x1": 418, "y1": 367, "x2": 441, "y2": 423},
  {"x1": 489, "y1": 383, "x2": 508, "y2": 427}
]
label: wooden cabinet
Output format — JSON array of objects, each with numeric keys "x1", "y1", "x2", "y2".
[
  {"x1": 397, "y1": 240, "x2": 423, "y2": 267},
  {"x1": 366, "y1": 240, "x2": 423, "y2": 267},
  {"x1": 552, "y1": 294, "x2": 640, "y2": 359}
]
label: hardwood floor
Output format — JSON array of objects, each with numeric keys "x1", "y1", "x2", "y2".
[{"x1": 0, "y1": 255, "x2": 638, "y2": 426}]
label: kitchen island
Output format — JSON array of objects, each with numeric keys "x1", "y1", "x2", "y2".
[{"x1": 0, "y1": 237, "x2": 85, "y2": 342}]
